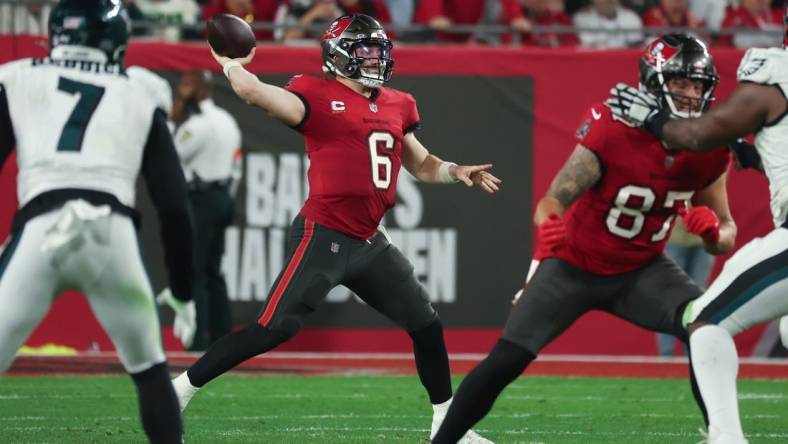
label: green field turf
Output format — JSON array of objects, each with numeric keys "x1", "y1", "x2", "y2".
[{"x1": 0, "y1": 375, "x2": 785, "y2": 443}]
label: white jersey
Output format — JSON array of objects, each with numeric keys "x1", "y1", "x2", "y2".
[
  {"x1": 0, "y1": 58, "x2": 172, "y2": 208},
  {"x1": 736, "y1": 48, "x2": 788, "y2": 227}
]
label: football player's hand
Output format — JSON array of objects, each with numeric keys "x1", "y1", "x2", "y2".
[
  {"x1": 679, "y1": 206, "x2": 720, "y2": 245},
  {"x1": 606, "y1": 83, "x2": 662, "y2": 128},
  {"x1": 452, "y1": 163, "x2": 501, "y2": 193},
  {"x1": 211, "y1": 47, "x2": 255, "y2": 68},
  {"x1": 728, "y1": 138, "x2": 763, "y2": 172},
  {"x1": 156, "y1": 288, "x2": 197, "y2": 349},
  {"x1": 537, "y1": 213, "x2": 565, "y2": 254}
]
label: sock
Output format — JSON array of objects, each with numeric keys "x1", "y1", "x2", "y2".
[
  {"x1": 687, "y1": 349, "x2": 709, "y2": 427},
  {"x1": 172, "y1": 371, "x2": 200, "y2": 411},
  {"x1": 410, "y1": 318, "x2": 453, "y2": 405},
  {"x1": 131, "y1": 362, "x2": 183, "y2": 444},
  {"x1": 689, "y1": 325, "x2": 745, "y2": 439},
  {"x1": 432, "y1": 339, "x2": 534, "y2": 444},
  {"x1": 188, "y1": 323, "x2": 285, "y2": 387},
  {"x1": 430, "y1": 397, "x2": 452, "y2": 439}
]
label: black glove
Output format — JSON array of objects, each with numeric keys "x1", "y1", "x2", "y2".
[{"x1": 728, "y1": 139, "x2": 762, "y2": 172}]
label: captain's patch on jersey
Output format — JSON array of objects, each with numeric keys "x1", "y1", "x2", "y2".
[{"x1": 738, "y1": 57, "x2": 767, "y2": 78}]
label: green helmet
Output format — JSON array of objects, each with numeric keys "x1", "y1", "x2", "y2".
[{"x1": 48, "y1": 0, "x2": 131, "y2": 64}]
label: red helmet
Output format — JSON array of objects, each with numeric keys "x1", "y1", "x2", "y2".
[
  {"x1": 320, "y1": 14, "x2": 394, "y2": 88},
  {"x1": 639, "y1": 34, "x2": 718, "y2": 118}
]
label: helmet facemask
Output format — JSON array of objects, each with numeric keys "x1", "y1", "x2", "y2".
[
  {"x1": 321, "y1": 14, "x2": 394, "y2": 89},
  {"x1": 639, "y1": 34, "x2": 718, "y2": 119}
]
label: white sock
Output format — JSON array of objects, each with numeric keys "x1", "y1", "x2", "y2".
[
  {"x1": 431, "y1": 397, "x2": 452, "y2": 438},
  {"x1": 690, "y1": 325, "x2": 745, "y2": 439},
  {"x1": 172, "y1": 371, "x2": 200, "y2": 411}
]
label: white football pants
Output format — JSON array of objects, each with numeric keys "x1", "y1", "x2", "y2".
[
  {"x1": 0, "y1": 201, "x2": 166, "y2": 374},
  {"x1": 685, "y1": 227, "x2": 788, "y2": 335}
]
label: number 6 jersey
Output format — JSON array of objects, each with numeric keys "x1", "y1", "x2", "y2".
[
  {"x1": 559, "y1": 104, "x2": 730, "y2": 275},
  {"x1": 0, "y1": 57, "x2": 171, "y2": 208},
  {"x1": 285, "y1": 74, "x2": 420, "y2": 240}
]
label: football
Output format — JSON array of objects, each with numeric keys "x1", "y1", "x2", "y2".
[{"x1": 206, "y1": 14, "x2": 256, "y2": 59}]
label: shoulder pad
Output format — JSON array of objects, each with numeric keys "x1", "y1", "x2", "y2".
[
  {"x1": 127, "y1": 66, "x2": 173, "y2": 114},
  {"x1": 0, "y1": 58, "x2": 33, "y2": 86},
  {"x1": 737, "y1": 48, "x2": 787, "y2": 85}
]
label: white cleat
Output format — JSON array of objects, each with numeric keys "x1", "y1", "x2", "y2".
[
  {"x1": 431, "y1": 410, "x2": 494, "y2": 444},
  {"x1": 457, "y1": 429, "x2": 494, "y2": 444},
  {"x1": 697, "y1": 426, "x2": 748, "y2": 444},
  {"x1": 172, "y1": 371, "x2": 200, "y2": 412}
]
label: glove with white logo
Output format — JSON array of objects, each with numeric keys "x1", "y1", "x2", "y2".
[
  {"x1": 156, "y1": 288, "x2": 196, "y2": 349},
  {"x1": 606, "y1": 83, "x2": 668, "y2": 135}
]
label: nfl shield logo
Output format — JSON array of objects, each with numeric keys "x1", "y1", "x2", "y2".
[
  {"x1": 369, "y1": 103, "x2": 378, "y2": 113},
  {"x1": 330, "y1": 242, "x2": 340, "y2": 253},
  {"x1": 664, "y1": 155, "x2": 674, "y2": 168}
]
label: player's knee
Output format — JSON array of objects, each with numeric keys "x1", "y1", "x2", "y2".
[
  {"x1": 485, "y1": 339, "x2": 535, "y2": 377},
  {"x1": 408, "y1": 315, "x2": 443, "y2": 347}
]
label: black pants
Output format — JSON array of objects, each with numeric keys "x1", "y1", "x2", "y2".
[
  {"x1": 189, "y1": 186, "x2": 234, "y2": 351},
  {"x1": 257, "y1": 215, "x2": 436, "y2": 338}
]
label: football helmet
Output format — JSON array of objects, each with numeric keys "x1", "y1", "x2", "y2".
[
  {"x1": 639, "y1": 34, "x2": 718, "y2": 118},
  {"x1": 321, "y1": 14, "x2": 394, "y2": 88},
  {"x1": 48, "y1": 0, "x2": 131, "y2": 65}
]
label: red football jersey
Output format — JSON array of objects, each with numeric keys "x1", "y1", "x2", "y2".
[
  {"x1": 286, "y1": 75, "x2": 420, "y2": 239},
  {"x1": 550, "y1": 104, "x2": 730, "y2": 275}
]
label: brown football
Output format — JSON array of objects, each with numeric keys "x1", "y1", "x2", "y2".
[{"x1": 207, "y1": 14, "x2": 256, "y2": 59}]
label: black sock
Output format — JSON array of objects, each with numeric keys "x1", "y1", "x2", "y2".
[
  {"x1": 188, "y1": 323, "x2": 285, "y2": 387},
  {"x1": 432, "y1": 339, "x2": 534, "y2": 444},
  {"x1": 131, "y1": 362, "x2": 182, "y2": 444},
  {"x1": 409, "y1": 318, "x2": 453, "y2": 404}
]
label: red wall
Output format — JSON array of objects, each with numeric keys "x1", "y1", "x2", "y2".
[{"x1": 0, "y1": 38, "x2": 771, "y2": 355}]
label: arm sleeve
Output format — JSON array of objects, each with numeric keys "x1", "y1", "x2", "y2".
[
  {"x1": 141, "y1": 109, "x2": 195, "y2": 302},
  {"x1": 0, "y1": 84, "x2": 14, "y2": 167},
  {"x1": 403, "y1": 93, "x2": 421, "y2": 134},
  {"x1": 284, "y1": 75, "x2": 316, "y2": 133},
  {"x1": 574, "y1": 105, "x2": 609, "y2": 154}
]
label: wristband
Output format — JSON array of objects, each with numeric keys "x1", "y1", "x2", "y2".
[
  {"x1": 223, "y1": 61, "x2": 242, "y2": 79},
  {"x1": 438, "y1": 162, "x2": 458, "y2": 183},
  {"x1": 645, "y1": 111, "x2": 670, "y2": 139}
]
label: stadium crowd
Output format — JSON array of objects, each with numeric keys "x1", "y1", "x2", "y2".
[{"x1": 0, "y1": 0, "x2": 784, "y2": 48}]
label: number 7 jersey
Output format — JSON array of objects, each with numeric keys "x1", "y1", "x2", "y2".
[
  {"x1": 0, "y1": 58, "x2": 171, "y2": 208},
  {"x1": 286, "y1": 75, "x2": 420, "y2": 240},
  {"x1": 559, "y1": 104, "x2": 730, "y2": 275}
]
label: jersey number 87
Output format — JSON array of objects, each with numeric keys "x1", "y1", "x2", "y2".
[{"x1": 606, "y1": 185, "x2": 695, "y2": 241}]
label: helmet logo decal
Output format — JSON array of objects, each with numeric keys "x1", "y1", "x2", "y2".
[
  {"x1": 322, "y1": 17, "x2": 353, "y2": 41},
  {"x1": 63, "y1": 16, "x2": 84, "y2": 29},
  {"x1": 643, "y1": 39, "x2": 679, "y2": 67}
]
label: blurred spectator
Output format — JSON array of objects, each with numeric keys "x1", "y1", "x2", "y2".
[
  {"x1": 130, "y1": 0, "x2": 200, "y2": 41},
  {"x1": 573, "y1": 0, "x2": 643, "y2": 48},
  {"x1": 0, "y1": 1, "x2": 51, "y2": 36},
  {"x1": 275, "y1": 0, "x2": 391, "y2": 42},
  {"x1": 642, "y1": 0, "x2": 704, "y2": 28},
  {"x1": 203, "y1": 0, "x2": 280, "y2": 40},
  {"x1": 385, "y1": 0, "x2": 414, "y2": 28},
  {"x1": 518, "y1": 0, "x2": 579, "y2": 46},
  {"x1": 719, "y1": 0, "x2": 783, "y2": 48},
  {"x1": 413, "y1": 0, "x2": 532, "y2": 43},
  {"x1": 689, "y1": 0, "x2": 727, "y2": 31}
]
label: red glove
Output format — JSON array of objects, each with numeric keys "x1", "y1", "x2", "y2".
[
  {"x1": 537, "y1": 213, "x2": 566, "y2": 256},
  {"x1": 679, "y1": 206, "x2": 720, "y2": 244}
]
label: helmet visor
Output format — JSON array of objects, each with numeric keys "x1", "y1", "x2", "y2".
[{"x1": 351, "y1": 41, "x2": 392, "y2": 84}]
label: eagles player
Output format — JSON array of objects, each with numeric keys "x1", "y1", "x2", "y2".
[
  {"x1": 433, "y1": 34, "x2": 736, "y2": 443},
  {"x1": 607, "y1": 11, "x2": 788, "y2": 444},
  {"x1": 0, "y1": 1, "x2": 194, "y2": 442},
  {"x1": 172, "y1": 14, "x2": 499, "y2": 443}
]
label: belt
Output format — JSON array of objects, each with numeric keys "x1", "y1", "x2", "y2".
[{"x1": 187, "y1": 178, "x2": 231, "y2": 192}]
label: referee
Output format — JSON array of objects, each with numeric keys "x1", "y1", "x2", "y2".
[{"x1": 171, "y1": 70, "x2": 241, "y2": 351}]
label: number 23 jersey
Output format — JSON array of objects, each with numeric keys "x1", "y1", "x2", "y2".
[
  {"x1": 286, "y1": 75, "x2": 420, "y2": 240},
  {"x1": 557, "y1": 104, "x2": 730, "y2": 275}
]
